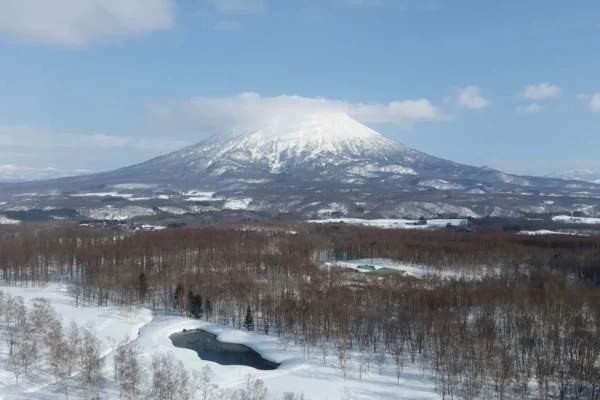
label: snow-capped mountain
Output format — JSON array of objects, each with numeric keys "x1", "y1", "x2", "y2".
[
  {"x1": 0, "y1": 165, "x2": 89, "y2": 182},
  {"x1": 1, "y1": 112, "x2": 599, "y2": 219},
  {"x1": 547, "y1": 169, "x2": 600, "y2": 184},
  {"x1": 56, "y1": 111, "x2": 570, "y2": 188}
]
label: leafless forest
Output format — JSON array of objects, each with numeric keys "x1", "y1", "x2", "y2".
[{"x1": 1, "y1": 223, "x2": 600, "y2": 399}]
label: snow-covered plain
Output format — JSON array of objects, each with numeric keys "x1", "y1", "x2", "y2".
[
  {"x1": 0, "y1": 283, "x2": 151, "y2": 399},
  {"x1": 80, "y1": 206, "x2": 157, "y2": 220},
  {"x1": 552, "y1": 215, "x2": 600, "y2": 224},
  {"x1": 71, "y1": 192, "x2": 134, "y2": 198},
  {"x1": 518, "y1": 230, "x2": 582, "y2": 236},
  {"x1": 224, "y1": 198, "x2": 253, "y2": 210},
  {"x1": 309, "y1": 218, "x2": 466, "y2": 229},
  {"x1": 325, "y1": 260, "x2": 430, "y2": 277},
  {"x1": 0, "y1": 215, "x2": 20, "y2": 225},
  {"x1": 0, "y1": 284, "x2": 441, "y2": 400},
  {"x1": 324, "y1": 258, "x2": 497, "y2": 281}
]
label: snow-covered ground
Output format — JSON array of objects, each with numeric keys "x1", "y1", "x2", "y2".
[
  {"x1": 111, "y1": 183, "x2": 159, "y2": 190},
  {"x1": 0, "y1": 284, "x2": 441, "y2": 400},
  {"x1": 71, "y1": 192, "x2": 134, "y2": 198},
  {"x1": 552, "y1": 215, "x2": 600, "y2": 224},
  {"x1": 309, "y1": 218, "x2": 467, "y2": 229},
  {"x1": 80, "y1": 206, "x2": 157, "y2": 220},
  {"x1": 324, "y1": 258, "x2": 498, "y2": 281},
  {"x1": 518, "y1": 230, "x2": 583, "y2": 236},
  {"x1": 0, "y1": 283, "x2": 151, "y2": 399},
  {"x1": 325, "y1": 260, "x2": 430, "y2": 277},
  {"x1": 224, "y1": 198, "x2": 253, "y2": 210},
  {"x1": 0, "y1": 215, "x2": 20, "y2": 225}
]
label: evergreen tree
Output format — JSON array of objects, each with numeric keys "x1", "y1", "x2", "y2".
[
  {"x1": 205, "y1": 298, "x2": 213, "y2": 321},
  {"x1": 136, "y1": 272, "x2": 148, "y2": 305},
  {"x1": 243, "y1": 306, "x2": 254, "y2": 331},
  {"x1": 186, "y1": 290, "x2": 195, "y2": 317},
  {"x1": 173, "y1": 283, "x2": 185, "y2": 311},
  {"x1": 192, "y1": 295, "x2": 204, "y2": 319}
]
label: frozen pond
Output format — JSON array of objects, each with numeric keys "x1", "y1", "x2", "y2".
[{"x1": 169, "y1": 328, "x2": 279, "y2": 370}]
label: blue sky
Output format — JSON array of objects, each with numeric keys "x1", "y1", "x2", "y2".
[{"x1": 0, "y1": 0, "x2": 599, "y2": 176}]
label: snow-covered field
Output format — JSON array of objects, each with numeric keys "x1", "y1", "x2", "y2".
[
  {"x1": 0, "y1": 283, "x2": 151, "y2": 399},
  {"x1": 71, "y1": 192, "x2": 134, "y2": 198},
  {"x1": 324, "y1": 258, "x2": 495, "y2": 280},
  {"x1": 309, "y1": 218, "x2": 467, "y2": 229},
  {"x1": 0, "y1": 284, "x2": 440, "y2": 400},
  {"x1": 325, "y1": 260, "x2": 430, "y2": 276},
  {"x1": 80, "y1": 206, "x2": 157, "y2": 220},
  {"x1": 224, "y1": 198, "x2": 253, "y2": 210},
  {"x1": 552, "y1": 215, "x2": 600, "y2": 224},
  {"x1": 518, "y1": 230, "x2": 582, "y2": 236},
  {"x1": 0, "y1": 215, "x2": 20, "y2": 225}
]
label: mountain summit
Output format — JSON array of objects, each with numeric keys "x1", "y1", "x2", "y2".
[{"x1": 128, "y1": 111, "x2": 419, "y2": 181}]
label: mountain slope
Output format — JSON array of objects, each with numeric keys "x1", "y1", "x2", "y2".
[
  {"x1": 1, "y1": 112, "x2": 599, "y2": 219},
  {"x1": 55, "y1": 111, "x2": 561, "y2": 188}
]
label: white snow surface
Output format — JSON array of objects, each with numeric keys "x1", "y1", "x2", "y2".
[
  {"x1": 347, "y1": 164, "x2": 417, "y2": 177},
  {"x1": 0, "y1": 215, "x2": 20, "y2": 224},
  {"x1": 172, "y1": 112, "x2": 411, "y2": 175},
  {"x1": 324, "y1": 258, "x2": 498, "y2": 280},
  {"x1": 552, "y1": 215, "x2": 600, "y2": 224},
  {"x1": 81, "y1": 206, "x2": 157, "y2": 220},
  {"x1": 316, "y1": 202, "x2": 349, "y2": 216},
  {"x1": 71, "y1": 192, "x2": 134, "y2": 198},
  {"x1": 0, "y1": 283, "x2": 151, "y2": 399},
  {"x1": 418, "y1": 179, "x2": 465, "y2": 190},
  {"x1": 0, "y1": 284, "x2": 441, "y2": 400},
  {"x1": 518, "y1": 230, "x2": 582, "y2": 236},
  {"x1": 466, "y1": 188, "x2": 486, "y2": 195},
  {"x1": 383, "y1": 202, "x2": 480, "y2": 219},
  {"x1": 309, "y1": 218, "x2": 466, "y2": 229},
  {"x1": 111, "y1": 183, "x2": 159, "y2": 189},
  {"x1": 223, "y1": 198, "x2": 252, "y2": 210},
  {"x1": 158, "y1": 206, "x2": 189, "y2": 215}
]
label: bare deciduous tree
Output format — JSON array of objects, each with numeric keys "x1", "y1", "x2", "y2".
[{"x1": 81, "y1": 324, "x2": 103, "y2": 400}]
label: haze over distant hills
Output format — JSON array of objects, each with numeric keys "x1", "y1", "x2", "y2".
[
  {"x1": 0, "y1": 112, "x2": 599, "y2": 221},
  {"x1": 0, "y1": 165, "x2": 89, "y2": 182},
  {"x1": 547, "y1": 169, "x2": 600, "y2": 184}
]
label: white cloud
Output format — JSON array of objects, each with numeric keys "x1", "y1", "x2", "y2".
[
  {"x1": 208, "y1": 0, "x2": 266, "y2": 15},
  {"x1": 591, "y1": 94, "x2": 600, "y2": 113},
  {"x1": 516, "y1": 103, "x2": 542, "y2": 113},
  {"x1": 456, "y1": 86, "x2": 491, "y2": 110},
  {"x1": 520, "y1": 83, "x2": 562, "y2": 100},
  {"x1": 148, "y1": 92, "x2": 449, "y2": 131},
  {"x1": 0, "y1": 0, "x2": 175, "y2": 46},
  {"x1": 0, "y1": 126, "x2": 189, "y2": 151}
]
